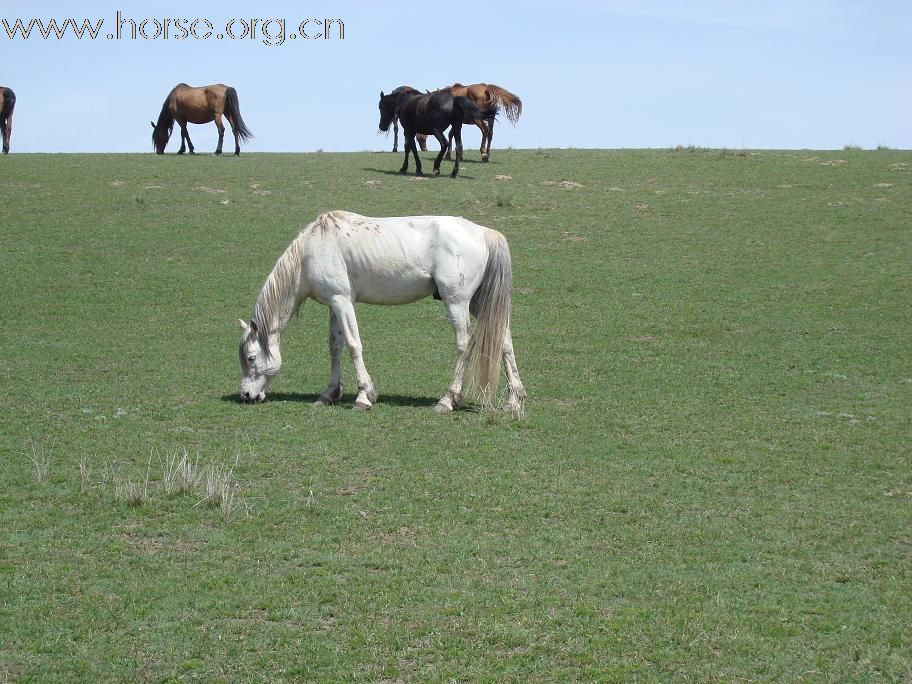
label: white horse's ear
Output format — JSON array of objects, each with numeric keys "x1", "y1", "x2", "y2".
[{"x1": 238, "y1": 319, "x2": 249, "y2": 330}]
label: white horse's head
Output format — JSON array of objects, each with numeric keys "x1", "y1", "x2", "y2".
[{"x1": 238, "y1": 319, "x2": 281, "y2": 402}]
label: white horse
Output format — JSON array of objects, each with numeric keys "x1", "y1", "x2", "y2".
[{"x1": 237, "y1": 211, "x2": 526, "y2": 416}]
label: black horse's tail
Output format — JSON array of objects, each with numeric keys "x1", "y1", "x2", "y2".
[
  {"x1": 0, "y1": 87, "x2": 15, "y2": 123},
  {"x1": 456, "y1": 95, "x2": 498, "y2": 123},
  {"x1": 224, "y1": 87, "x2": 253, "y2": 142}
]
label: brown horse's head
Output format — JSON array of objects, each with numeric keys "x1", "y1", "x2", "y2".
[
  {"x1": 151, "y1": 118, "x2": 172, "y2": 154},
  {"x1": 151, "y1": 90, "x2": 177, "y2": 154}
]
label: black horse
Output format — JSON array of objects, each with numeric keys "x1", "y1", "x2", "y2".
[
  {"x1": 378, "y1": 88, "x2": 497, "y2": 178},
  {"x1": 388, "y1": 86, "x2": 428, "y2": 154}
]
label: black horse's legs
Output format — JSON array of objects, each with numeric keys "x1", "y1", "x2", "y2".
[
  {"x1": 444, "y1": 129, "x2": 454, "y2": 161},
  {"x1": 432, "y1": 130, "x2": 448, "y2": 176},
  {"x1": 399, "y1": 136, "x2": 409, "y2": 174},
  {"x1": 392, "y1": 119, "x2": 398, "y2": 153},
  {"x1": 410, "y1": 134, "x2": 423, "y2": 175},
  {"x1": 399, "y1": 135, "x2": 413, "y2": 175},
  {"x1": 450, "y1": 125, "x2": 463, "y2": 178}
]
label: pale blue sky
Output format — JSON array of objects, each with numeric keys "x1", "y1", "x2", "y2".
[{"x1": 4, "y1": 1, "x2": 910, "y2": 152}]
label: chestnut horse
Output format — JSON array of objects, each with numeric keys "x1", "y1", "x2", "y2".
[
  {"x1": 0, "y1": 87, "x2": 15, "y2": 154},
  {"x1": 151, "y1": 83, "x2": 253, "y2": 155},
  {"x1": 443, "y1": 83, "x2": 522, "y2": 162}
]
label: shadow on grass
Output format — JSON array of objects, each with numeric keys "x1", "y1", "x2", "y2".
[
  {"x1": 361, "y1": 167, "x2": 480, "y2": 180},
  {"x1": 220, "y1": 392, "x2": 439, "y2": 408}
]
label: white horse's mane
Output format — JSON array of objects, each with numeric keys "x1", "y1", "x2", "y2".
[{"x1": 251, "y1": 211, "x2": 349, "y2": 337}]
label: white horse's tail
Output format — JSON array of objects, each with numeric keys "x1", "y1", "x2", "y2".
[{"x1": 465, "y1": 229, "x2": 512, "y2": 404}]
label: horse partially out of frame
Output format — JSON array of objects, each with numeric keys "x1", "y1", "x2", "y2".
[
  {"x1": 237, "y1": 210, "x2": 526, "y2": 417},
  {"x1": 0, "y1": 87, "x2": 15, "y2": 154},
  {"x1": 151, "y1": 83, "x2": 253, "y2": 155}
]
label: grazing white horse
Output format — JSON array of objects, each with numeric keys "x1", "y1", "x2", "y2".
[{"x1": 238, "y1": 211, "x2": 526, "y2": 416}]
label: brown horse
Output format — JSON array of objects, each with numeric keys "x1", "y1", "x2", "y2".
[
  {"x1": 1, "y1": 87, "x2": 15, "y2": 154},
  {"x1": 151, "y1": 83, "x2": 253, "y2": 155},
  {"x1": 442, "y1": 83, "x2": 522, "y2": 162}
]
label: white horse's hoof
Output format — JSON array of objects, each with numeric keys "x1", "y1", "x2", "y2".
[
  {"x1": 435, "y1": 394, "x2": 458, "y2": 413},
  {"x1": 353, "y1": 400, "x2": 372, "y2": 411}
]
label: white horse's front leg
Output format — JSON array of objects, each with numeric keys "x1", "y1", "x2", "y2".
[
  {"x1": 436, "y1": 300, "x2": 471, "y2": 413},
  {"x1": 329, "y1": 296, "x2": 377, "y2": 410},
  {"x1": 315, "y1": 309, "x2": 344, "y2": 404}
]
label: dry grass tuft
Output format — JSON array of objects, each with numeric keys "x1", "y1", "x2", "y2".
[
  {"x1": 79, "y1": 456, "x2": 92, "y2": 493},
  {"x1": 114, "y1": 478, "x2": 149, "y2": 507},
  {"x1": 162, "y1": 448, "x2": 200, "y2": 496},
  {"x1": 113, "y1": 451, "x2": 153, "y2": 507},
  {"x1": 27, "y1": 438, "x2": 53, "y2": 484},
  {"x1": 196, "y1": 453, "x2": 250, "y2": 522}
]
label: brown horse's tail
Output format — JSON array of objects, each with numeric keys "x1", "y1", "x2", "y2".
[
  {"x1": 224, "y1": 87, "x2": 253, "y2": 142},
  {"x1": 485, "y1": 84, "x2": 522, "y2": 125},
  {"x1": 464, "y1": 229, "x2": 513, "y2": 405}
]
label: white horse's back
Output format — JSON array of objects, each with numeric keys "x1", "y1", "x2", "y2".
[{"x1": 300, "y1": 211, "x2": 492, "y2": 306}]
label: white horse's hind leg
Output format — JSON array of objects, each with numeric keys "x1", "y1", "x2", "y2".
[
  {"x1": 436, "y1": 300, "x2": 472, "y2": 413},
  {"x1": 316, "y1": 309, "x2": 344, "y2": 404},
  {"x1": 329, "y1": 296, "x2": 377, "y2": 410},
  {"x1": 502, "y1": 327, "x2": 526, "y2": 418}
]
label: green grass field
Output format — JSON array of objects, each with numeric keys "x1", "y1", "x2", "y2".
[{"x1": 1, "y1": 148, "x2": 910, "y2": 681}]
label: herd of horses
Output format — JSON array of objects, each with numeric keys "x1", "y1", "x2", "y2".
[
  {"x1": 378, "y1": 82, "x2": 522, "y2": 177},
  {"x1": 2, "y1": 80, "x2": 528, "y2": 415},
  {"x1": 147, "y1": 80, "x2": 521, "y2": 178},
  {"x1": 2, "y1": 81, "x2": 522, "y2": 177}
]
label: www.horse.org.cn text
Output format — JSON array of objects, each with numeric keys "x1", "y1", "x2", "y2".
[{"x1": 1, "y1": 13, "x2": 345, "y2": 46}]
